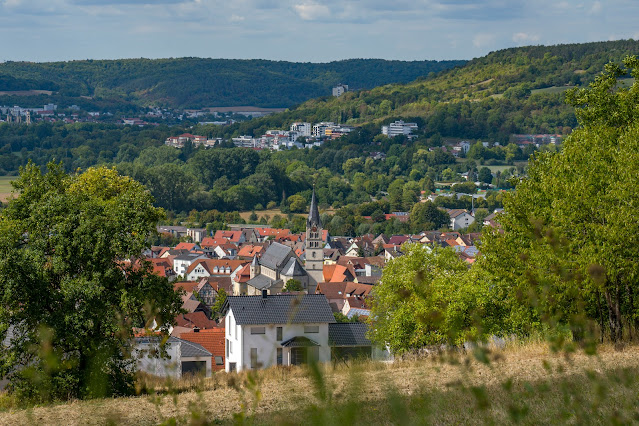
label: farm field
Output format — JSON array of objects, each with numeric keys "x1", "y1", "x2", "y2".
[
  {"x1": 2, "y1": 343, "x2": 639, "y2": 425},
  {"x1": 0, "y1": 176, "x2": 15, "y2": 203}
]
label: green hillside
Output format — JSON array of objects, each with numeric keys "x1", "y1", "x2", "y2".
[
  {"x1": 0, "y1": 58, "x2": 465, "y2": 109},
  {"x1": 212, "y1": 40, "x2": 639, "y2": 141}
]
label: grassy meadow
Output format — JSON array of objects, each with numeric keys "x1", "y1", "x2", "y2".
[
  {"x1": 0, "y1": 176, "x2": 15, "y2": 203},
  {"x1": 2, "y1": 342, "x2": 639, "y2": 425}
]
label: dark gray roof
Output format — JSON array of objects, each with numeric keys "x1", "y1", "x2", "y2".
[
  {"x1": 135, "y1": 336, "x2": 212, "y2": 358},
  {"x1": 281, "y1": 336, "x2": 319, "y2": 347},
  {"x1": 307, "y1": 187, "x2": 321, "y2": 228},
  {"x1": 281, "y1": 258, "x2": 307, "y2": 277},
  {"x1": 329, "y1": 323, "x2": 372, "y2": 347},
  {"x1": 259, "y1": 242, "x2": 292, "y2": 271},
  {"x1": 174, "y1": 253, "x2": 205, "y2": 261},
  {"x1": 176, "y1": 337, "x2": 213, "y2": 358},
  {"x1": 247, "y1": 275, "x2": 279, "y2": 290},
  {"x1": 224, "y1": 294, "x2": 335, "y2": 325}
]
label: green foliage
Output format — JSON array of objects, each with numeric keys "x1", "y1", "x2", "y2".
[
  {"x1": 369, "y1": 245, "x2": 504, "y2": 353},
  {"x1": 0, "y1": 163, "x2": 182, "y2": 401},
  {"x1": 283, "y1": 279, "x2": 304, "y2": 292},
  {"x1": 478, "y1": 167, "x2": 493, "y2": 184},
  {"x1": 479, "y1": 55, "x2": 639, "y2": 343},
  {"x1": 0, "y1": 58, "x2": 464, "y2": 109},
  {"x1": 211, "y1": 288, "x2": 227, "y2": 320}
]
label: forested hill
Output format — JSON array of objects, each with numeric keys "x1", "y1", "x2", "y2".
[
  {"x1": 0, "y1": 58, "x2": 465, "y2": 108},
  {"x1": 212, "y1": 39, "x2": 639, "y2": 141}
]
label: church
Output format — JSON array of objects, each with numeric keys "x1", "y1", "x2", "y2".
[{"x1": 236, "y1": 188, "x2": 324, "y2": 295}]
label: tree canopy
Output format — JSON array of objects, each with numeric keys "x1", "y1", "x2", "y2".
[
  {"x1": 0, "y1": 163, "x2": 182, "y2": 401},
  {"x1": 480, "y1": 55, "x2": 639, "y2": 342}
]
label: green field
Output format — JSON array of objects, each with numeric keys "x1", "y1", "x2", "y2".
[
  {"x1": 531, "y1": 85, "x2": 574, "y2": 95},
  {"x1": 0, "y1": 176, "x2": 15, "y2": 202}
]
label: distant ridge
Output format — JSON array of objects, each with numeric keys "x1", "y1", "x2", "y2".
[{"x1": 0, "y1": 58, "x2": 466, "y2": 109}]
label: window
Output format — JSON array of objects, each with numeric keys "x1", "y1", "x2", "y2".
[
  {"x1": 304, "y1": 325, "x2": 319, "y2": 333},
  {"x1": 251, "y1": 327, "x2": 266, "y2": 335},
  {"x1": 250, "y1": 348, "x2": 258, "y2": 369},
  {"x1": 226, "y1": 339, "x2": 229, "y2": 357},
  {"x1": 215, "y1": 356, "x2": 224, "y2": 366},
  {"x1": 277, "y1": 348, "x2": 283, "y2": 366},
  {"x1": 228, "y1": 340, "x2": 233, "y2": 354},
  {"x1": 276, "y1": 327, "x2": 283, "y2": 341}
]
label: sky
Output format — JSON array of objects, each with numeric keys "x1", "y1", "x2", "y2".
[{"x1": 1, "y1": 0, "x2": 639, "y2": 63}]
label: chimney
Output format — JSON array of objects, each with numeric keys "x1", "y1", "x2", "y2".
[{"x1": 262, "y1": 289, "x2": 268, "y2": 299}]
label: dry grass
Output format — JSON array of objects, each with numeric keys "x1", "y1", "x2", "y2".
[
  {"x1": 2, "y1": 343, "x2": 639, "y2": 425},
  {"x1": 0, "y1": 176, "x2": 15, "y2": 203}
]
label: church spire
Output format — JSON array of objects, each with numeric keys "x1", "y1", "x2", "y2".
[{"x1": 307, "y1": 186, "x2": 321, "y2": 228}]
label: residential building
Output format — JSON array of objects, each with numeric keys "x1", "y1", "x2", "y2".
[
  {"x1": 332, "y1": 84, "x2": 349, "y2": 97},
  {"x1": 290, "y1": 122, "x2": 311, "y2": 137},
  {"x1": 448, "y1": 209, "x2": 475, "y2": 231},
  {"x1": 312, "y1": 122, "x2": 335, "y2": 138},
  {"x1": 381, "y1": 120, "x2": 418, "y2": 137},
  {"x1": 222, "y1": 293, "x2": 335, "y2": 372},
  {"x1": 135, "y1": 336, "x2": 213, "y2": 379}
]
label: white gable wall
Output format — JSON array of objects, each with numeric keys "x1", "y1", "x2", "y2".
[{"x1": 225, "y1": 307, "x2": 330, "y2": 372}]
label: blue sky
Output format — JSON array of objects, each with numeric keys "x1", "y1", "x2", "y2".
[{"x1": 1, "y1": 0, "x2": 638, "y2": 62}]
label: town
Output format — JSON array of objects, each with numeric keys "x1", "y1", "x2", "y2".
[{"x1": 130, "y1": 188, "x2": 494, "y2": 376}]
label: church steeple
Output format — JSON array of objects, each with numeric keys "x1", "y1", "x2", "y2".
[
  {"x1": 307, "y1": 186, "x2": 321, "y2": 228},
  {"x1": 305, "y1": 186, "x2": 323, "y2": 293}
]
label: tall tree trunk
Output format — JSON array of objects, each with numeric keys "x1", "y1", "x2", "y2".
[
  {"x1": 604, "y1": 285, "x2": 623, "y2": 342},
  {"x1": 626, "y1": 282, "x2": 634, "y2": 341}
]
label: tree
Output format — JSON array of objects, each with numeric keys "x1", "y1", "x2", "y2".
[
  {"x1": 478, "y1": 167, "x2": 493, "y2": 184},
  {"x1": 287, "y1": 194, "x2": 307, "y2": 213},
  {"x1": 0, "y1": 163, "x2": 182, "y2": 401},
  {"x1": 211, "y1": 288, "x2": 228, "y2": 319},
  {"x1": 410, "y1": 201, "x2": 449, "y2": 231},
  {"x1": 283, "y1": 279, "x2": 304, "y2": 292},
  {"x1": 480, "y1": 56, "x2": 639, "y2": 342},
  {"x1": 368, "y1": 245, "x2": 502, "y2": 354}
]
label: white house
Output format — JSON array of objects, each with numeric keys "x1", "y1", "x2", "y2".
[
  {"x1": 222, "y1": 293, "x2": 335, "y2": 372},
  {"x1": 290, "y1": 122, "x2": 311, "y2": 137},
  {"x1": 134, "y1": 336, "x2": 212, "y2": 379},
  {"x1": 381, "y1": 120, "x2": 418, "y2": 137},
  {"x1": 448, "y1": 209, "x2": 475, "y2": 231},
  {"x1": 173, "y1": 253, "x2": 208, "y2": 277}
]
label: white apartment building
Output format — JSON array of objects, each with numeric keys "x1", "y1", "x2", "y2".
[
  {"x1": 232, "y1": 136, "x2": 257, "y2": 148},
  {"x1": 312, "y1": 122, "x2": 336, "y2": 138},
  {"x1": 290, "y1": 122, "x2": 311, "y2": 137},
  {"x1": 332, "y1": 84, "x2": 349, "y2": 97},
  {"x1": 381, "y1": 120, "x2": 419, "y2": 137}
]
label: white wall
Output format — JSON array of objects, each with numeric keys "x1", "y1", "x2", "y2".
[
  {"x1": 233, "y1": 321, "x2": 330, "y2": 372},
  {"x1": 135, "y1": 340, "x2": 182, "y2": 379}
]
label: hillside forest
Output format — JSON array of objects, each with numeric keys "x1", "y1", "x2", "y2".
[{"x1": 1, "y1": 40, "x2": 639, "y2": 238}]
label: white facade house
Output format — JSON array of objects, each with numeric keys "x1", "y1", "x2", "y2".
[
  {"x1": 448, "y1": 209, "x2": 475, "y2": 231},
  {"x1": 134, "y1": 336, "x2": 212, "y2": 379},
  {"x1": 381, "y1": 120, "x2": 419, "y2": 137},
  {"x1": 312, "y1": 122, "x2": 335, "y2": 138},
  {"x1": 173, "y1": 253, "x2": 208, "y2": 277},
  {"x1": 223, "y1": 293, "x2": 335, "y2": 372},
  {"x1": 290, "y1": 122, "x2": 311, "y2": 137},
  {"x1": 332, "y1": 84, "x2": 349, "y2": 97}
]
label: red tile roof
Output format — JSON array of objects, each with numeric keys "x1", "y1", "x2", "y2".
[
  {"x1": 180, "y1": 329, "x2": 226, "y2": 371},
  {"x1": 175, "y1": 242, "x2": 198, "y2": 251}
]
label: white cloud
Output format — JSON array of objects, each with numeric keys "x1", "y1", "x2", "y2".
[
  {"x1": 512, "y1": 32, "x2": 540, "y2": 44},
  {"x1": 293, "y1": 2, "x2": 330, "y2": 21},
  {"x1": 229, "y1": 14, "x2": 245, "y2": 22},
  {"x1": 589, "y1": 1, "x2": 602, "y2": 14}
]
